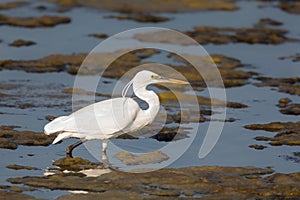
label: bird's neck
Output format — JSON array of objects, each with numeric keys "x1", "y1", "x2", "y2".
[{"x1": 133, "y1": 84, "x2": 160, "y2": 122}]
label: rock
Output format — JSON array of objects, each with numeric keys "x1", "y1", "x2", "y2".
[
  {"x1": 254, "y1": 18, "x2": 283, "y2": 28},
  {"x1": 9, "y1": 39, "x2": 36, "y2": 47},
  {"x1": 255, "y1": 77, "x2": 300, "y2": 96},
  {"x1": 19, "y1": 103, "x2": 34, "y2": 109},
  {"x1": 279, "y1": 53, "x2": 300, "y2": 62},
  {"x1": 47, "y1": 0, "x2": 239, "y2": 13},
  {"x1": 0, "y1": 53, "x2": 86, "y2": 73},
  {"x1": 135, "y1": 20, "x2": 294, "y2": 45},
  {"x1": 0, "y1": 126, "x2": 57, "y2": 150},
  {"x1": 158, "y1": 91, "x2": 247, "y2": 108},
  {"x1": 280, "y1": 104, "x2": 300, "y2": 116},
  {"x1": 104, "y1": 14, "x2": 171, "y2": 23},
  {"x1": 0, "y1": 1, "x2": 28, "y2": 10},
  {"x1": 245, "y1": 121, "x2": 300, "y2": 146},
  {"x1": 45, "y1": 115, "x2": 56, "y2": 121},
  {"x1": 280, "y1": 2, "x2": 300, "y2": 15},
  {"x1": 277, "y1": 98, "x2": 292, "y2": 108},
  {"x1": 9, "y1": 165, "x2": 300, "y2": 199},
  {"x1": 280, "y1": 152, "x2": 300, "y2": 163},
  {"x1": 0, "y1": 14, "x2": 71, "y2": 28},
  {"x1": 6, "y1": 164, "x2": 39, "y2": 170},
  {"x1": 249, "y1": 144, "x2": 267, "y2": 150},
  {"x1": 0, "y1": 190, "x2": 39, "y2": 200},
  {"x1": 0, "y1": 51, "x2": 253, "y2": 89},
  {"x1": 87, "y1": 33, "x2": 108, "y2": 39},
  {"x1": 53, "y1": 157, "x2": 104, "y2": 172},
  {"x1": 0, "y1": 185, "x2": 35, "y2": 193}
]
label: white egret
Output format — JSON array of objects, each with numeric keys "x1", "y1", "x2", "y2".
[{"x1": 44, "y1": 70, "x2": 188, "y2": 166}]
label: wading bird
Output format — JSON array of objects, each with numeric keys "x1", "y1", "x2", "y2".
[{"x1": 44, "y1": 70, "x2": 188, "y2": 167}]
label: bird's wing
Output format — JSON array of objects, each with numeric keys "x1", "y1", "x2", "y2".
[{"x1": 61, "y1": 98, "x2": 140, "y2": 138}]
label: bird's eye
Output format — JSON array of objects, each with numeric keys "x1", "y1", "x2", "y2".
[{"x1": 151, "y1": 75, "x2": 159, "y2": 79}]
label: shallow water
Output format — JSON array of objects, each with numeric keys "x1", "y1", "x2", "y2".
[{"x1": 1, "y1": 0, "x2": 300, "y2": 198}]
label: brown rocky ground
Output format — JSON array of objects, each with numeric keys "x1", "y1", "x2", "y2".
[{"x1": 5, "y1": 160, "x2": 300, "y2": 199}]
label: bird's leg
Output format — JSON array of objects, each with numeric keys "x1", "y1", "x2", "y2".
[
  {"x1": 66, "y1": 140, "x2": 85, "y2": 158},
  {"x1": 102, "y1": 139, "x2": 110, "y2": 168}
]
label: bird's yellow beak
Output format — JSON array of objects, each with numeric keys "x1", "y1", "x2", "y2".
[{"x1": 163, "y1": 77, "x2": 189, "y2": 85}]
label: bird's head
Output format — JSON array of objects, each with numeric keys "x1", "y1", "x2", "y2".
[
  {"x1": 134, "y1": 70, "x2": 189, "y2": 85},
  {"x1": 122, "y1": 70, "x2": 189, "y2": 98}
]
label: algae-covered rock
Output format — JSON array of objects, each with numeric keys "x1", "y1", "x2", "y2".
[
  {"x1": 0, "y1": 1, "x2": 28, "y2": 10},
  {"x1": 249, "y1": 144, "x2": 267, "y2": 150},
  {"x1": 280, "y1": 2, "x2": 300, "y2": 14},
  {"x1": 87, "y1": 33, "x2": 108, "y2": 39},
  {"x1": 8, "y1": 165, "x2": 300, "y2": 199},
  {"x1": 9, "y1": 39, "x2": 36, "y2": 47},
  {"x1": 135, "y1": 20, "x2": 294, "y2": 45},
  {"x1": 158, "y1": 91, "x2": 247, "y2": 108},
  {"x1": 6, "y1": 164, "x2": 39, "y2": 171},
  {"x1": 0, "y1": 190, "x2": 40, "y2": 200},
  {"x1": 53, "y1": 157, "x2": 104, "y2": 171},
  {"x1": 47, "y1": 0, "x2": 239, "y2": 13},
  {"x1": 0, "y1": 14, "x2": 71, "y2": 28},
  {"x1": 0, "y1": 126, "x2": 57, "y2": 149},
  {"x1": 104, "y1": 14, "x2": 171, "y2": 23},
  {"x1": 278, "y1": 98, "x2": 300, "y2": 116},
  {"x1": 245, "y1": 121, "x2": 300, "y2": 146},
  {"x1": 255, "y1": 77, "x2": 300, "y2": 96},
  {"x1": 0, "y1": 50, "x2": 253, "y2": 89}
]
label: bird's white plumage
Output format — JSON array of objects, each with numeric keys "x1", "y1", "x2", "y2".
[{"x1": 45, "y1": 98, "x2": 140, "y2": 142}]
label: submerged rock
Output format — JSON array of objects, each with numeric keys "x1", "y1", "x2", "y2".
[
  {"x1": 255, "y1": 77, "x2": 300, "y2": 96},
  {"x1": 104, "y1": 14, "x2": 171, "y2": 23},
  {"x1": 6, "y1": 164, "x2": 39, "y2": 171},
  {"x1": 281, "y1": 152, "x2": 300, "y2": 163},
  {"x1": 0, "y1": 185, "x2": 35, "y2": 193},
  {"x1": 280, "y1": 2, "x2": 300, "y2": 15},
  {"x1": 0, "y1": 14, "x2": 71, "y2": 28},
  {"x1": 253, "y1": 18, "x2": 283, "y2": 28},
  {"x1": 53, "y1": 157, "x2": 104, "y2": 172},
  {"x1": 114, "y1": 151, "x2": 169, "y2": 165},
  {"x1": 0, "y1": 126, "x2": 57, "y2": 149},
  {"x1": 0, "y1": 1, "x2": 28, "y2": 10},
  {"x1": 47, "y1": 0, "x2": 239, "y2": 13},
  {"x1": 0, "y1": 190, "x2": 39, "y2": 200},
  {"x1": 87, "y1": 33, "x2": 108, "y2": 39},
  {"x1": 279, "y1": 53, "x2": 300, "y2": 62},
  {"x1": 0, "y1": 51, "x2": 252, "y2": 89},
  {"x1": 9, "y1": 39, "x2": 36, "y2": 47},
  {"x1": 245, "y1": 121, "x2": 300, "y2": 146},
  {"x1": 158, "y1": 91, "x2": 247, "y2": 108},
  {"x1": 249, "y1": 144, "x2": 267, "y2": 150},
  {"x1": 135, "y1": 19, "x2": 293, "y2": 45},
  {"x1": 277, "y1": 98, "x2": 300, "y2": 115},
  {"x1": 8, "y1": 165, "x2": 300, "y2": 199}
]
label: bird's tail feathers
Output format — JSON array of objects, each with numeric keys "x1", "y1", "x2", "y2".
[
  {"x1": 44, "y1": 116, "x2": 69, "y2": 135},
  {"x1": 52, "y1": 132, "x2": 73, "y2": 144}
]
